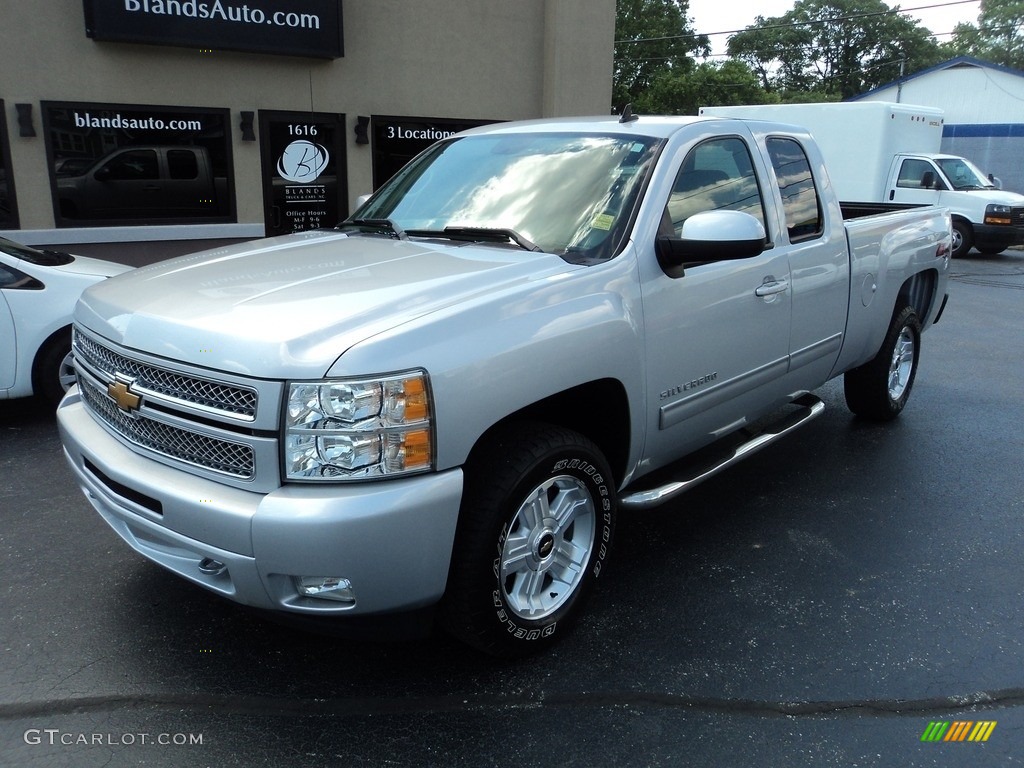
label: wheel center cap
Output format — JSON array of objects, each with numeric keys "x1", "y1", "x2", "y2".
[{"x1": 537, "y1": 532, "x2": 555, "y2": 559}]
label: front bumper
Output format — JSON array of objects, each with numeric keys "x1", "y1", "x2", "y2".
[
  {"x1": 57, "y1": 388, "x2": 463, "y2": 616},
  {"x1": 972, "y1": 224, "x2": 1024, "y2": 251}
]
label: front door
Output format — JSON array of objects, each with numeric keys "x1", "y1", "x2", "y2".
[
  {"x1": 888, "y1": 156, "x2": 945, "y2": 206},
  {"x1": 641, "y1": 134, "x2": 793, "y2": 468}
]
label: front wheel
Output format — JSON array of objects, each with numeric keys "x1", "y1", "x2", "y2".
[
  {"x1": 844, "y1": 306, "x2": 922, "y2": 421},
  {"x1": 951, "y1": 220, "x2": 973, "y2": 258},
  {"x1": 442, "y1": 423, "x2": 615, "y2": 657},
  {"x1": 33, "y1": 328, "x2": 76, "y2": 408}
]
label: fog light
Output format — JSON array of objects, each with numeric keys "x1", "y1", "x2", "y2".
[
  {"x1": 294, "y1": 576, "x2": 356, "y2": 603},
  {"x1": 198, "y1": 558, "x2": 227, "y2": 575}
]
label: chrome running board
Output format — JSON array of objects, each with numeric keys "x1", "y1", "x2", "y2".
[{"x1": 619, "y1": 393, "x2": 825, "y2": 511}]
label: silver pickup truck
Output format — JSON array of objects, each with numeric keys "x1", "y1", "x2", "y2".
[{"x1": 57, "y1": 114, "x2": 951, "y2": 657}]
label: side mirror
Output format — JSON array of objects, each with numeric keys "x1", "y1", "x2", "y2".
[
  {"x1": 94, "y1": 166, "x2": 111, "y2": 182},
  {"x1": 656, "y1": 210, "x2": 766, "y2": 278}
]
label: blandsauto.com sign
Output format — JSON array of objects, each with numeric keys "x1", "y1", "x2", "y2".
[{"x1": 83, "y1": 0, "x2": 343, "y2": 59}]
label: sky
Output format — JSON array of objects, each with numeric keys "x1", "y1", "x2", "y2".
[{"x1": 685, "y1": 0, "x2": 984, "y2": 57}]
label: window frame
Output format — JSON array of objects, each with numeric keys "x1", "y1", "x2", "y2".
[{"x1": 765, "y1": 136, "x2": 824, "y2": 244}]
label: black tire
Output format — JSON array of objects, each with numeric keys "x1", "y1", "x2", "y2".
[
  {"x1": 442, "y1": 422, "x2": 616, "y2": 657},
  {"x1": 32, "y1": 328, "x2": 76, "y2": 409},
  {"x1": 844, "y1": 306, "x2": 921, "y2": 421},
  {"x1": 977, "y1": 245, "x2": 1006, "y2": 256},
  {"x1": 951, "y1": 219, "x2": 973, "y2": 258}
]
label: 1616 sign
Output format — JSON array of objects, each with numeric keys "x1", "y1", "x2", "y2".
[
  {"x1": 260, "y1": 112, "x2": 347, "y2": 237},
  {"x1": 83, "y1": 0, "x2": 344, "y2": 59}
]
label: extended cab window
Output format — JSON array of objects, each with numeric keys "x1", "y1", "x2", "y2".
[
  {"x1": 766, "y1": 138, "x2": 822, "y2": 243},
  {"x1": 168, "y1": 150, "x2": 199, "y2": 180},
  {"x1": 664, "y1": 137, "x2": 766, "y2": 237}
]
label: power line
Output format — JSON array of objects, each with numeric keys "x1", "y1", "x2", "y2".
[
  {"x1": 621, "y1": 24, "x2": 988, "y2": 63},
  {"x1": 614, "y1": 0, "x2": 981, "y2": 46}
]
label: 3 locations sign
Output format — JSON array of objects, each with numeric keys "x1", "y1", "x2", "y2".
[
  {"x1": 83, "y1": 0, "x2": 343, "y2": 59},
  {"x1": 371, "y1": 117, "x2": 495, "y2": 189}
]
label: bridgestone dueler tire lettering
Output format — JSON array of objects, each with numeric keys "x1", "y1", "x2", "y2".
[{"x1": 441, "y1": 422, "x2": 616, "y2": 658}]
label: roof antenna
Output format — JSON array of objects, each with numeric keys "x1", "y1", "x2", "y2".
[{"x1": 619, "y1": 103, "x2": 639, "y2": 123}]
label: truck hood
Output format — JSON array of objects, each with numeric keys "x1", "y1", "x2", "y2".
[
  {"x1": 978, "y1": 190, "x2": 1024, "y2": 205},
  {"x1": 52, "y1": 254, "x2": 134, "y2": 279},
  {"x1": 75, "y1": 230, "x2": 579, "y2": 378}
]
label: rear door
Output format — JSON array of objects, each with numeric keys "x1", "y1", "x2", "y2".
[
  {"x1": 763, "y1": 136, "x2": 848, "y2": 388},
  {"x1": 162, "y1": 149, "x2": 208, "y2": 216}
]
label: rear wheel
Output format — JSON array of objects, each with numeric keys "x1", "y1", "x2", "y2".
[
  {"x1": 442, "y1": 423, "x2": 615, "y2": 657},
  {"x1": 844, "y1": 306, "x2": 921, "y2": 421}
]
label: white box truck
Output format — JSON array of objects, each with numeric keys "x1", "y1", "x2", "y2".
[{"x1": 700, "y1": 102, "x2": 1024, "y2": 257}]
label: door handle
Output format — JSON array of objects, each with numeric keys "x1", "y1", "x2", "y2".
[{"x1": 755, "y1": 279, "x2": 789, "y2": 297}]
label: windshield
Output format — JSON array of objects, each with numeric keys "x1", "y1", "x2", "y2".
[
  {"x1": 935, "y1": 157, "x2": 994, "y2": 191},
  {"x1": 0, "y1": 236, "x2": 74, "y2": 266},
  {"x1": 350, "y1": 132, "x2": 662, "y2": 261}
]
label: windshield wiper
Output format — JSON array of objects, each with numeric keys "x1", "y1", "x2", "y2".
[
  {"x1": 341, "y1": 218, "x2": 409, "y2": 240},
  {"x1": 406, "y1": 226, "x2": 543, "y2": 252}
]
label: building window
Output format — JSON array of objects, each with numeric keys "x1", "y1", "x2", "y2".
[{"x1": 42, "y1": 102, "x2": 234, "y2": 227}]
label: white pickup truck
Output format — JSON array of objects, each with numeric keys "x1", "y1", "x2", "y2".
[{"x1": 57, "y1": 114, "x2": 951, "y2": 657}]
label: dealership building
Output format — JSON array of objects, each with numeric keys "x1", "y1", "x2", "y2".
[{"x1": 0, "y1": 0, "x2": 615, "y2": 258}]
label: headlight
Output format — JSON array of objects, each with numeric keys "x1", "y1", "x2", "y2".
[
  {"x1": 284, "y1": 371, "x2": 433, "y2": 481},
  {"x1": 984, "y1": 204, "x2": 1013, "y2": 225}
]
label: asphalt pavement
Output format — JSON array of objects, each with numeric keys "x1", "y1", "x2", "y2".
[{"x1": 1, "y1": 249, "x2": 1022, "y2": 767}]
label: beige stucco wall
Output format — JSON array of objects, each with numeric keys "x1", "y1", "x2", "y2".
[{"x1": 0, "y1": 0, "x2": 614, "y2": 242}]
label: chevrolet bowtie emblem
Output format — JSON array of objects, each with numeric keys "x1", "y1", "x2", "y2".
[{"x1": 108, "y1": 379, "x2": 142, "y2": 413}]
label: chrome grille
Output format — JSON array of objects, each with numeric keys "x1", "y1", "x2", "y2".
[
  {"x1": 79, "y1": 375, "x2": 256, "y2": 479},
  {"x1": 1012, "y1": 207, "x2": 1024, "y2": 227},
  {"x1": 74, "y1": 329, "x2": 257, "y2": 419}
]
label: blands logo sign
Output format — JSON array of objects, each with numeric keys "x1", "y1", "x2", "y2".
[{"x1": 83, "y1": 0, "x2": 343, "y2": 59}]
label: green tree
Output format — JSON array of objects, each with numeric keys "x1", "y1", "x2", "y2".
[
  {"x1": 727, "y1": 14, "x2": 816, "y2": 93},
  {"x1": 944, "y1": 0, "x2": 1024, "y2": 69},
  {"x1": 728, "y1": 0, "x2": 944, "y2": 99},
  {"x1": 642, "y1": 60, "x2": 773, "y2": 114},
  {"x1": 613, "y1": 0, "x2": 710, "y2": 110}
]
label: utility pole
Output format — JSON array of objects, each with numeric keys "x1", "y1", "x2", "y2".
[{"x1": 896, "y1": 54, "x2": 906, "y2": 103}]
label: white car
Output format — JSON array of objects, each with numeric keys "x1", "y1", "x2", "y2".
[{"x1": 0, "y1": 236, "x2": 132, "y2": 406}]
